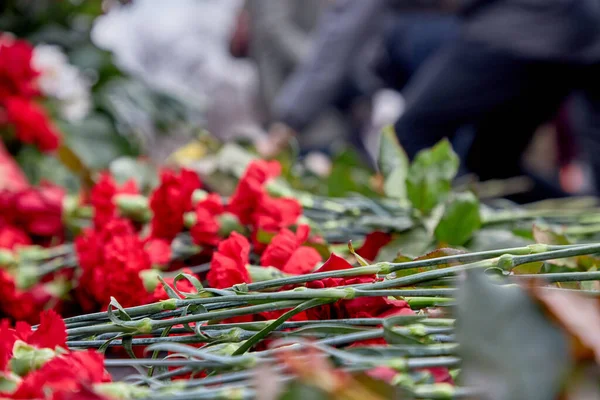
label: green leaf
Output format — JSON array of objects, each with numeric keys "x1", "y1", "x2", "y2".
[
  {"x1": 456, "y1": 271, "x2": 571, "y2": 400},
  {"x1": 378, "y1": 125, "x2": 409, "y2": 199},
  {"x1": 375, "y1": 227, "x2": 433, "y2": 262},
  {"x1": 467, "y1": 229, "x2": 533, "y2": 252},
  {"x1": 406, "y1": 139, "x2": 459, "y2": 215},
  {"x1": 110, "y1": 157, "x2": 158, "y2": 192},
  {"x1": 58, "y1": 114, "x2": 136, "y2": 171},
  {"x1": 434, "y1": 192, "x2": 482, "y2": 246}
]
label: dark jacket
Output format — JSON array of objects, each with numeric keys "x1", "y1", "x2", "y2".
[
  {"x1": 274, "y1": 0, "x2": 600, "y2": 132},
  {"x1": 461, "y1": 0, "x2": 600, "y2": 62}
]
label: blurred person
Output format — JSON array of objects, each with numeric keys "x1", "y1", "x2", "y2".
[
  {"x1": 257, "y1": 0, "x2": 458, "y2": 165},
  {"x1": 240, "y1": 0, "x2": 326, "y2": 121},
  {"x1": 92, "y1": 0, "x2": 265, "y2": 162},
  {"x1": 392, "y1": 0, "x2": 600, "y2": 193}
]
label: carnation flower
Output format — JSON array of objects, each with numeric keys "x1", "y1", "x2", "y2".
[
  {"x1": 190, "y1": 193, "x2": 224, "y2": 247},
  {"x1": 260, "y1": 225, "x2": 321, "y2": 275},
  {"x1": 0, "y1": 35, "x2": 39, "y2": 100},
  {"x1": 150, "y1": 168, "x2": 201, "y2": 241},
  {"x1": 227, "y1": 160, "x2": 281, "y2": 225},
  {"x1": 0, "y1": 225, "x2": 31, "y2": 250},
  {"x1": 90, "y1": 173, "x2": 138, "y2": 229},
  {"x1": 356, "y1": 231, "x2": 392, "y2": 262},
  {"x1": 207, "y1": 232, "x2": 250, "y2": 289},
  {"x1": 3, "y1": 97, "x2": 61, "y2": 152}
]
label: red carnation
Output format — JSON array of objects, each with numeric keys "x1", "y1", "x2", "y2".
[
  {"x1": 304, "y1": 254, "x2": 412, "y2": 321},
  {"x1": 0, "y1": 310, "x2": 66, "y2": 373},
  {"x1": 0, "y1": 270, "x2": 56, "y2": 323},
  {"x1": 207, "y1": 232, "x2": 250, "y2": 289},
  {"x1": 0, "y1": 225, "x2": 31, "y2": 250},
  {"x1": 17, "y1": 183, "x2": 65, "y2": 237},
  {"x1": 252, "y1": 195, "x2": 301, "y2": 232},
  {"x1": 4, "y1": 97, "x2": 61, "y2": 152},
  {"x1": 12, "y1": 350, "x2": 111, "y2": 399},
  {"x1": 0, "y1": 35, "x2": 39, "y2": 100},
  {"x1": 0, "y1": 141, "x2": 29, "y2": 192},
  {"x1": 260, "y1": 225, "x2": 321, "y2": 275},
  {"x1": 144, "y1": 238, "x2": 171, "y2": 267},
  {"x1": 228, "y1": 160, "x2": 281, "y2": 225},
  {"x1": 190, "y1": 194, "x2": 224, "y2": 247},
  {"x1": 75, "y1": 219, "x2": 151, "y2": 309},
  {"x1": 90, "y1": 173, "x2": 138, "y2": 229},
  {"x1": 150, "y1": 168, "x2": 201, "y2": 241},
  {"x1": 356, "y1": 231, "x2": 392, "y2": 262}
]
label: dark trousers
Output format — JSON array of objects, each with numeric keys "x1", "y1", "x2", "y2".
[{"x1": 394, "y1": 38, "x2": 600, "y2": 195}]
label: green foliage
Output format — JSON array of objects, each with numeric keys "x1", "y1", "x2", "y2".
[
  {"x1": 378, "y1": 125, "x2": 409, "y2": 200},
  {"x1": 434, "y1": 192, "x2": 482, "y2": 246},
  {"x1": 406, "y1": 139, "x2": 459, "y2": 215}
]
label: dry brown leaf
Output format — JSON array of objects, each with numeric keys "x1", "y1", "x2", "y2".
[{"x1": 528, "y1": 284, "x2": 600, "y2": 364}]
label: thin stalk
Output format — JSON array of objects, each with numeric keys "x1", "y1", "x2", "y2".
[
  {"x1": 245, "y1": 244, "x2": 572, "y2": 291},
  {"x1": 512, "y1": 271, "x2": 600, "y2": 283}
]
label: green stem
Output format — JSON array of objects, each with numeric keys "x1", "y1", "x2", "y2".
[
  {"x1": 66, "y1": 300, "x2": 306, "y2": 337},
  {"x1": 245, "y1": 244, "x2": 566, "y2": 291},
  {"x1": 232, "y1": 298, "x2": 334, "y2": 356},
  {"x1": 513, "y1": 271, "x2": 600, "y2": 283}
]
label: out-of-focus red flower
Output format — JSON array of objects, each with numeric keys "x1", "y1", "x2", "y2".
[
  {"x1": 305, "y1": 254, "x2": 375, "y2": 290},
  {"x1": 93, "y1": 235, "x2": 150, "y2": 308},
  {"x1": 280, "y1": 246, "x2": 322, "y2": 275},
  {"x1": 90, "y1": 173, "x2": 138, "y2": 229},
  {"x1": 144, "y1": 238, "x2": 171, "y2": 267},
  {"x1": 0, "y1": 310, "x2": 66, "y2": 373},
  {"x1": 260, "y1": 225, "x2": 321, "y2": 275},
  {"x1": 0, "y1": 141, "x2": 29, "y2": 192},
  {"x1": 207, "y1": 232, "x2": 250, "y2": 289},
  {"x1": 12, "y1": 183, "x2": 65, "y2": 238},
  {"x1": 4, "y1": 97, "x2": 60, "y2": 152},
  {"x1": 356, "y1": 231, "x2": 392, "y2": 262},
  {"x1": 11, "y1": 349, "x2": 111, "y2": 399},
  {"x1": 252, "y1": 196, "x2": 301, "y2": 232},
  {"x1": 75, "y1": 219, "x2": 151, "y2": 309},
  {"x1": 0, "y1": 35, "x2": 39, "y2": 100},
  {"x1": 0, "y1": 183, "x2": 65, "y2": 241},
  {"x1": 0, "y1": 270, "x2": 55, "y2": 323},
  {"x1": 228, "y1": 160, "x2": 281, "y2": 225},
  {"x1": 0, "y1": 225, "x2": 31, "y2": 250},
  {"x1": 190, "y1": 194, "x2": 224, "y2": 247},
  {"x1": 150, "y1": 169, "x2": 201, "y2": 241}
]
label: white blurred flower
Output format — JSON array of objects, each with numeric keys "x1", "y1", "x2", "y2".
[
  {"x1": 33, "y1": 44, "x2": 92, "y2": 122},
  {"x1": 304, "y1": 152, "x2": 332, "y2": 177}
]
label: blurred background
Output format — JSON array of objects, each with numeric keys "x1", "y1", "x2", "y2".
[{"x1": 2, "y1": 0, "x2": 599, "y2": 202}]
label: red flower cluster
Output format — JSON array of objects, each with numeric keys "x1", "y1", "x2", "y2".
[
  {"x1": 207, "y1": 232, "x2": 251, "y2": 289},
  {"x1": 0, "y1": 34, "x2": 61, "y2": 152},
  {"x1": 0, "y1": 183, "x2": 65, "y2": 248},
  {"x1": 0, "y1": 310, "x2": 112, "y2": 399},
  {"x1": 306, "y1": 254, "x2": 413, "y2": 321},
  {"x1": 0, "y1": 269, "x2": 57, "y2": 323},
  {"x1": 89, "y1": 173, "x2": 138, "y2": 229},
  {"x1": 75, "y1": 219, "x2": 151, "y2": 309},
  {"x1": 150, "y1": 168, "x2": 201, "y2": 241},
  {"x1": 260, "y1": 224, "x2": 322, "y2": 275},
  {"x1": 190, "y1": 193, "x2": 225, "y2": 247},
  {"x1": 0, "y1": 141, "x2": 28, "y2": 192},
  {"x1": 228, "y1": 160, "x2": 301, "y2": 235}
]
